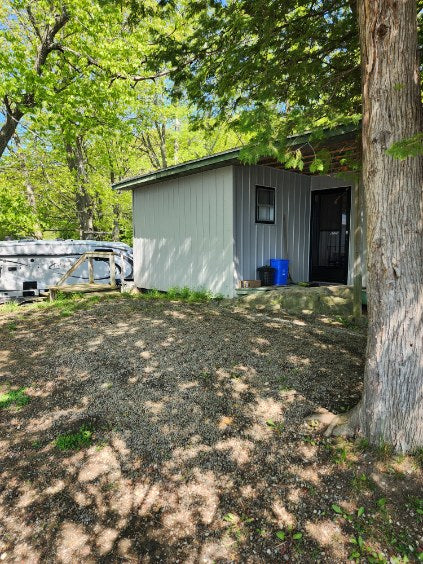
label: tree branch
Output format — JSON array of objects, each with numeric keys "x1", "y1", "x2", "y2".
[{"x1": 50, "y1": 44, "x2": 171, "y2": 83}]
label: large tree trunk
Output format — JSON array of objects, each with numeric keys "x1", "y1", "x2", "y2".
[
  {"x1": 112, "y1": 203, "x2": 121, "y2": 241},
  {"x1": 357, "y1": 0, "x2": 423, "y2": 452},
  {"x1": 65, "y1": 137, "x2": 94, "y2": 239}
]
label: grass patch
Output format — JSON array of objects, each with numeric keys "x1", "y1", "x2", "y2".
[
  {"x1": 334, "y1": 315, "x2": 357, "y2": 329},
  {"x1": 0, "y1": 387, "x2": 30, "y2": 409},
  {"x1": 1, "y1": 301, "x2": 20, "y2": 314},
  {"x1": 55, "y1": 426, "x2": 93, "y2": 450},
  {"x1": 142, "y1": 286, "x2": 222, "y2": 303},
  {"x1": 1, "y1": 286, "x2": 223, "y2": 321},
  {"x1": 1, "y1": 292, "x2": 118, "y2": 319}
]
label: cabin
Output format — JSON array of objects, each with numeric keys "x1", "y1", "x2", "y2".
[{"x1": 113, "y1": 126, "x2": 366, "y2": 298}]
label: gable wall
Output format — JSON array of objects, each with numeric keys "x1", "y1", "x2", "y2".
[{"x1": 132, "y1": 166, "x2": 235, "y2": 296}]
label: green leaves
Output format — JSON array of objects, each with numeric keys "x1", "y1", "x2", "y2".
[
  {"x1": 266, "y1": 419, "x2": 285, "y2": 432},
  {"x1": 275, "y1": 529, "x2": 303, "y2": 542},
  {"x1": 386, "y1": 133, "x2": 423, "y2": 159},
  {"x1": 223, "y1": 512, "x2": 237, "y2": 523},
  {"x1": 155, "y1": 0, "x2": 362, "y2": 169}
]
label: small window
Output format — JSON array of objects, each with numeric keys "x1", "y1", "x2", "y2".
[{"x1": 256, "y1": 186, "x2": 275, "y2": 224}]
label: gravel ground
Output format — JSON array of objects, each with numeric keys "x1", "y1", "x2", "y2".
[{"x1": 0, "y1": 297, "x2": 421, "y2": 563}]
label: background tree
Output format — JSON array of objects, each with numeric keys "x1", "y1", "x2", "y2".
[
  {"x1": 152, "y1": 0, "x2": 423, "y2": 452},
  {"x1": 0, "y1": 0, "x2": 241, "y2": 242},
  {"x1": 0, "y1": 0, "x2": 175, "y2": 159}
]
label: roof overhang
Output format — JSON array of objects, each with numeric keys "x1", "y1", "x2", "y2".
[
  {"x1": 113, "y1": 148, "x2": 241, "y2": 191},
  {"x1": 112, "y1": 123, "x2": 360, "y2": 191}
]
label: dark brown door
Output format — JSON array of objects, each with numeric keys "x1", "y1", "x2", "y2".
[{"x1": 310, "y1": 187, "x2": 351, "y2": 284}]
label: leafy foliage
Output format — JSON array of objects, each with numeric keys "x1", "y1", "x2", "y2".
[
  {"x1": 152, "y1": 0, "x2": 363, "y2": 162},
  {"x1": 0, "y1": 1, "x2": 240, "y2": 242},
  {"x1": 386, "y1": 133, "x2": 423, "y2": 159}
]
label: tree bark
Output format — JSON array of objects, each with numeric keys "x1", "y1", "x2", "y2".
[
  {"x1": 357, "y1": 0, "x2": 423, "y2": 452},
  {"x1": 112, "y1": 203, "x2": 121, "y2": 241},
  {"x1": 22, "y1": 166, "x2": 43, "y2": 240},
  {"x1": 0, "y1": 102, "x2": 23, "y2": 158},
  {"x1": 155, "y1": 121, "x2": 168, "y2": 168},
  {"x1": 65, "y1": 137, "x2": 94, "y2": 239}
]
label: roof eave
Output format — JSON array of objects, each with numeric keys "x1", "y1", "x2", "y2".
[
  {"x1": 113, "y1": 123, "x2": 360, "y2": 191},
  {"x1": 112, "y1": 149, "x2": 241, "y2": 191}
]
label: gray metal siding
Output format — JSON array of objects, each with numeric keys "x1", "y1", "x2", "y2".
[
  {"x1": 233, "y1": 165, "x2": 312, "y2": 284},
  {"x1": 132, "y1": 166, "x2": 235, "y2": 296}
]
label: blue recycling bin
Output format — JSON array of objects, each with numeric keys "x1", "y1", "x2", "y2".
[{"x1": 270, "y1": 259, "x2": 289, "y2": 286}]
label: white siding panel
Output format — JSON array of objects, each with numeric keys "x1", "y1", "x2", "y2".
[{"x1": 132, "y1": 166, "x2": 235, "y2": 296}]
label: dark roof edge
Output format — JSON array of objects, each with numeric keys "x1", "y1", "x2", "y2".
[
  {"x1": 113, "y1": 148, "x2": 241, "y2": 190},
  {"x1": 112, "y1": 123, "x2": 360, "y2": 191}
]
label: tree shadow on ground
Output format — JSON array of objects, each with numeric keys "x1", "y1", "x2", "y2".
[{"x1": 0, "y1": 297, "x2": 421, "y2": 562}]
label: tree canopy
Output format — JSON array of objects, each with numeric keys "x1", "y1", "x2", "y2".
[
  {"x1": 152, "y1": 0, "x2": 422, "y2": 163},
  {"x1": 0, "y1": 0, "x2": 241, "y2": 241}
]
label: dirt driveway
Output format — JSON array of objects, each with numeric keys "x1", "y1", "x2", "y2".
[{"x1": 0, "y1": 297, "x2": 421, "y2": 562}]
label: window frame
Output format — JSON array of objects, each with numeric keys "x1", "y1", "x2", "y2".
[{"x1": 255, "y1": 185, "x2": 276, "y2": 225}]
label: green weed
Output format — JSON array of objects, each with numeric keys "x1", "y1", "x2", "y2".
[
  {"x1": 333, "y1": 445, "x2": 348, "y2": 464},
  {"x1": 199, "y1": 370, "x2": 212, "y2": 381},
  {"x1": 407, "y1": 496, "x2": 423, "y2": 520},
  {"x1": 266, "y1": 419, "x2": 285, "y2": 433},
  {"x1": 142, "y1": 286, "x2": 221, "y2": 303},
  {"x1": 351, "y1": 472, "x2": 375, "y2": 492},
  {"x1": 302, "y1": 435, "x2": 318, "y2": 446},
  {"x1": 335, "y1": 315, "x2": 356, "y2": 329},
  {"x1": 355, "y1": 437, "x2": 370, "y2": 452},
  {"x1": 376, "y1": 442, "x2": 395, "y2": 461},
  {"x1": 413, "y1": 448, "x2": 423, "y2": 469},
  {"x1": 55, "y1": 426, "x2": 93, "y2": 450},
  {"x1": 332, "y1": 499, "x2": 421, "y2": 562},
  {"x1": 0, "y1": 387, "x2": 30, "y2": 409},
  {"x1": 275, "y1": 527, "x2": 304, "y2": 543},
  {"x1": 223, "y1": 512, "x2": 254, "y2": 542}
]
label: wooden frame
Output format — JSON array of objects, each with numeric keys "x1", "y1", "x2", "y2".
[{"x1": 49, "y1": 251, "x2": 118, "y2": 301}]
